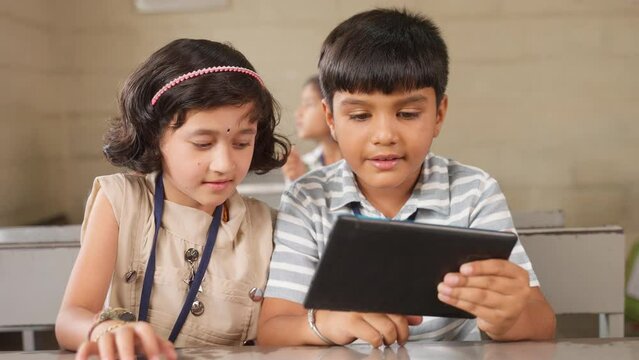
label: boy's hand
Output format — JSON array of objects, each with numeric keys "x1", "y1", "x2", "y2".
[
  {"x1": 315, "y1": 310, "x2": 422, "y2": 347},
  {"x1": 436, "y1": 259, "x2": 531, "y2": 338},
  {"x1": 282, "y1": 146, "x2": 307, "y2": 181}
]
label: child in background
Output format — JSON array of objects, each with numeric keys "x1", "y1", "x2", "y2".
[
  {"x1": 258, "y1": 9, "x2": 555, "y2": 347},
  {"x1": 282, "y1": 76, "x2": 341, "y2": 181},
  {"x1": 55, "y1": 39, "x2": 290, "y2": 359}
]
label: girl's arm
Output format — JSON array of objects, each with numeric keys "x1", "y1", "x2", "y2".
[
  {"x1": 55, "y1": 190, "x2": 176, "y2": 360},
  {"x1": 55, "y1": 189, "x2": 119, "y2": 349}
]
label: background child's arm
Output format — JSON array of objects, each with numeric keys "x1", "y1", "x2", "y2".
[
  {"x1": 281, "y1": 146, "x2": 308, "y2": 181},
  {"x1": 437, "y1": 259, "x2": 556, "y2": 340},
  {"x1": 257, "y1": 297, "x2": 420, "y2": 347}
]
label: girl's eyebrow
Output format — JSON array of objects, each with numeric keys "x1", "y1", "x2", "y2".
[{"x1": 188, "y1": 128, "x2": 257, "y2": 136}]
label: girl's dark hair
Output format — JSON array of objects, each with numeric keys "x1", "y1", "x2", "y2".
[
  {"x1": 104, "y1": 38, "x2": 290, "y2": 174},
  {"x1": 318, "y1": 8, "x2": 449, "y2": 110}
]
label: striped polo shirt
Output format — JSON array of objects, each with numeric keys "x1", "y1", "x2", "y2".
[{"x1": 265, "y1": 153, "x2": 539, "y2": 341}]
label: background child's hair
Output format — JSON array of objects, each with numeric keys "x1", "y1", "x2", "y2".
[
  {"x1": 104, "y1": 38, "x2": 290, "y2": 174},
  {"x1": 304, "y1": 75, "x2": 321, "y2": 96},
  {"x1": 318, "y1": 8, "x2": 449, "y2": 110}
]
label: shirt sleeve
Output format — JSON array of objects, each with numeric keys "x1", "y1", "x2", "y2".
[
  {"x1": 263, "y1": 186, "x2": 322, "y2": 304},
  {"x1": 468, "y1": 176, "x2": 539, "y2": 287}
]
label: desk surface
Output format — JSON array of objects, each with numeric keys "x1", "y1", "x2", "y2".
[{"x1": 3, "y1": 338, "x2": 639, "y2": 360}]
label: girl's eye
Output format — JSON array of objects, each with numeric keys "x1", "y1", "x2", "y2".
[
  {"x1": 192, "y1": 142, "x2": 211, "y2": 149},
  {"x1": 397, "y1": 111, "x2": 420, "y2": 120},
  {"x1": 348, "y1": 112, "x2": 370, "y2": 121},
  {"x1": 234, "y1": 142, "x2": 252, "y2": 149}
]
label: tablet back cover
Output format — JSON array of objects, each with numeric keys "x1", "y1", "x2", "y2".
[{"x1": 303, "y1": 215, "x2": 517, "y2": 318}]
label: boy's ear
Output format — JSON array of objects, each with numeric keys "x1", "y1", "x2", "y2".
[
  {"x1": 434, "y1": 95, "x2": 448, "y2": 138},
  {"x1": 321, "y1": 99, "x2": 337, "y2": 141}
]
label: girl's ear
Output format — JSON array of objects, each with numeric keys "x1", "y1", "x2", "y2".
[{"x1": 321, "y1": 99, "x2": 337, "y2": 141}]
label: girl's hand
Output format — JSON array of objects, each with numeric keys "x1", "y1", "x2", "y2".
[
  {"x1": 282, "y1": 147, "x2": 307, "y2": 181},
  {"x1": 436, "y1": 259, "x2": 531, "y2": 338},
  {"x1": 315, "y1": 310, "x2": 422, "y2": 347},
  {"x1": 75, "y1": 321, "x2": 177, "y2": 360}
]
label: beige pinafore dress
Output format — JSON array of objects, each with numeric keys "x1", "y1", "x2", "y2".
[{"x1": 81, "y1": 172, "x2": 274, "y2": 346}]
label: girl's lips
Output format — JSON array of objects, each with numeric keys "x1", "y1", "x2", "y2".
[{"x1": 202, "y1": 180, "x2": 232, "y2": 191}]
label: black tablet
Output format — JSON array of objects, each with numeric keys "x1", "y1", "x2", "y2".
[{"x1": 303, "y1": 215, "x2": 517, "y2": 318}]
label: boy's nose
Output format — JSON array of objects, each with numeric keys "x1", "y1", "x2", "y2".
[{"x1": 371, "y1": 116, "x2": 398, "y2": 145}]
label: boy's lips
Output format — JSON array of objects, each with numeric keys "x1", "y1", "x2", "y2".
[{"x1": 368, "y1": 154, "x2": 402, "y2": 170}]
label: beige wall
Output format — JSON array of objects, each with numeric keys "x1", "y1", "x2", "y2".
[{"x1": 1, "y1": 0, "x2": 638, "y2": 247}]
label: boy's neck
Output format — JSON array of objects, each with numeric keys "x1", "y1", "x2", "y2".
[
  {"x1": 319, "y1": 137, "x2": 341, "y2": 165},
  {"x1": 356, "y1": 171, "x2": 420, "y2": 219}
]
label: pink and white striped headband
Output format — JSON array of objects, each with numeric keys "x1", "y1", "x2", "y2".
[{"x1": 150, "y1": 66, "x2": 264, "y2": 106}]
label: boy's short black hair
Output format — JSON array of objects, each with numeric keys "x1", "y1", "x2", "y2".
[
  {"x1": 318, "y1": 8, "x2": 449, "y2": 109},
  {"x1": 104, "y1": 39, "x2": 290, "y2": 174}
]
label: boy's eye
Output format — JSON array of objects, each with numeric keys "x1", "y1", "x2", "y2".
[
  {"x1": 397, "y1": 111, "x2": 420, "y2": 120},
  {"x1": 348, "y1": 112, "x2": 370, "y2": 121}
]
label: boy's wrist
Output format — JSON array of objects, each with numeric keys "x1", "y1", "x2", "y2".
[{"x1": 307, "y1": 309, "x2": 337, "y2": 346}]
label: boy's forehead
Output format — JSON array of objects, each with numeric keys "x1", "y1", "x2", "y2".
[{"x1": 333, "y1": 87, "x2": 437, "y2": 106}]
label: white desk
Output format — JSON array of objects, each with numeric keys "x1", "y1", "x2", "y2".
[
  {"x1": 0, "y1": 225, "x2": 81, "y2": 351},
  {"x1": 2, "y1": 338, "x2": 639, "y2": 360}
]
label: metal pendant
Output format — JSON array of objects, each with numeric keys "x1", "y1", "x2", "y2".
[
  {"x1": 249, "y1": 287, "x2": 264, "y2": 302},
  {"x1": 124, "y1": 270, "x2": 137, "y2": 283},
  {"x1": 184, "y1": 248, "x2": 199, "y2": 263},
  {"x1": 191, "y1": 300, "x2": 205, "y2": 316}
]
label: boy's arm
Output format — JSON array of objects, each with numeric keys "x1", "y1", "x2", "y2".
[
  {"x1": 258, "y1": 188, "x2": 418, "y2": 346},
  {"x1": 438, "y1": 175, "x2": 555, "y2": 340},
  {"x1": 257, "y1": 297, "x2": 418, "y2": 346}
]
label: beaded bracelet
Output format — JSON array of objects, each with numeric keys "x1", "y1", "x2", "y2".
[{"x1": 94, "y1": 321, "x2": 126, "y2": 342}]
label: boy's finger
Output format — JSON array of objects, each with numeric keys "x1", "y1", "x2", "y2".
[
  {"x1": 406, "y1": 315, "x2": 423, "y2": 325},
  {"x1": 459, "y1": 259, "x2": 526, "y2": 278},
  {"x1": 437, "y1": 283, "x2": 503, "y2": 308},
  {"x1": 387, "y1": 314, "x2": 410, "y2": 345},
  {"x1": 437, "y1": 293, "x2": 503, "y2": 323},
  {"x1": 441, "y1": 274, "x2": 521, "y2": 294},
  {"x1": 362, "y1": 313, "x2": 399, "y2": 346},
  {"x1": 349, "y1": 317, "x2": 384, "y2": 348}
]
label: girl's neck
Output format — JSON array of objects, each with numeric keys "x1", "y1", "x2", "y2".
[{"x1": 319, "y1": 137, "x2": 341, "y2": 165}]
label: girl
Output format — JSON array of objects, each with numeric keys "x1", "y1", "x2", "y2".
[
  {"x1": 282, "y1": 76, "x2": 341, "y2": 181},
  {"x1": 55, "y1": 39, "x2": 290, "y2": 359}
]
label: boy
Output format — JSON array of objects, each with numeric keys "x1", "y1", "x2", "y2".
[{"x1": 258, "y1": 8, "x2": 556, "y2": 346}]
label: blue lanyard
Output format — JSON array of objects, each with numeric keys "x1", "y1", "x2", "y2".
[
  {"x1": 138, "y1": 172, "x2": 223, "y2": 343},
  {"x1": 350, "y1": 203, "x2": 418, "y2": 222}
]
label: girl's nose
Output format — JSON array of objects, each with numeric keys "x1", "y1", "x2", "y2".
[{"x1": 208, "y1": 143, "x2": 236, "y2": 173}]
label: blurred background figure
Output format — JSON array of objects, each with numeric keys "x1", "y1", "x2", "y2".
[{"x1": 282, "y1": 76, "x2": 342, "y2": 182}]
